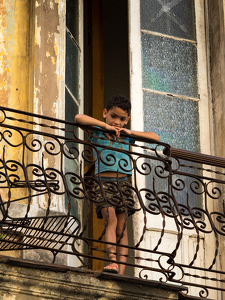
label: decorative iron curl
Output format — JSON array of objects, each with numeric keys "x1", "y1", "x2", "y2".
[
  {"x1": 178, "y1": 203, "x2": 191, "y2": 216},
  {"x1": 142, "y1": 189, "x2": 161, "y2": 215},
  {"x1": 155, "y1": 144, "x2": 171, "y2": 159},
  {"x1": 31, "y1": 164, "x2": 45, "y2": 178},
  {"x1": 5, "y1": 161, "x2": 20, "y2": 173},
  {"x1": 44, "y1": 168, "x2": 65, "y2": 194},
  {"x1": 63, "y1": 142, "x2": 80, "y2": 160},
  {"x1": 0, "y1": 172, "x2": 7, "y2": 184},
  {"x1": 172, "y1": 178, "x2": 185, "y2": 191},
  {"x1": 158, "y1": 254, "x2": 184, "y2": 281},
  {"x1": 169, "y1": 156, "x2": 181, "y2": 172},
  {"x1": 1, "y1": 129, "x2": 23, "y2": 147},
  {"x1": 100, "y1": 151, "x2": 116, "y2": 167},
  {"x1": 206, "y1": 182, "x2": 222, "y2": 200},
  {"x1": 182, "y1": 217, "x2": 196, "y2": 230},
  {"x1": 81, "y1": 147, "x2": 96, "y2": 164},
  {"x1": 72, "y1": 237, "x2": 91, "y2": 255},
  {"x1": 139, "y1": 267, "x2": 169, "y2": 283},
  {"x1": 192, "y1": 210, "x2": 212, "y2": 234},
  {"x1": 190, "y1": 179, "x2": 205, "y2": 195},
  {"x1": 135, "y1": 156, "x2": 152, "y2": 176},
  {"x1": 65, "y1": 172, "x2": 87, "y2": 200},
  {"x1": 5, "y1": 160, "x2": 26, "y2": 187},
  {"x1": 0, "y1": 108, "x2": 6, "y2": 123},
  {"x1": 199, "y1": 287, "x2": 209, "y2": 298},
  {"x1": 118, "y1": 157, "x2": 133, "y2": 173},
  {"x1": 210, "y1": 212, "x2": 225, "y2": 235},
  {"x1": 154, "y1": 164, "x2": 170, "y2": 179},
  {"x1": 25, "y1": 133, "x2": 42, "y2": 152},
  {"x1": 44, "y1": 138, "x2": 61, "y2": 156},
  {"x1": 157, "y1": 192, "x2": 179, "y2": 218},
  {"x1": 83, "y1": 176, "x2": 105, "y2": 204}
]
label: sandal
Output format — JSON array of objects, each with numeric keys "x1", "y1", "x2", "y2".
[{"x1": 102, "y1": 263, "x2": 119, "y2": 274}]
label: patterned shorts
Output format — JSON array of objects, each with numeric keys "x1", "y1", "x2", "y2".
[{"x1": 89, "y1": 176, "x2": 135, "y2": 219}]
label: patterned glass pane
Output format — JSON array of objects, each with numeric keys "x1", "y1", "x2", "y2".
[
  {"x1": 65, "y1": 155, "x2": 79, "y2": 218},
  {"x1": 66, "y1": 0, "x2": 79, "y2": 42},
  {"x1": 66, "y1": 31, "x2": 80, "y2": 102},
  {"x1": 143, "y1": 91, "x2": 200, "y2": 152},
  {"x1": 65, "y1": 88, "x2": 79, "y2": 123},
  {"x1": 141, "y1": 32, "x2": 198, "y2": 98},
  {"x1": 65, "y1": 88, "x2": 79, "y2": 139},
  {"x1": 140, "y1": 0, "x2": 196, "y2": 41}
]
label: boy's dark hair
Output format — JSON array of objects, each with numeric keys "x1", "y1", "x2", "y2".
[{"x1": 106, "y1": 94, "x2": 131, "y2": 115}]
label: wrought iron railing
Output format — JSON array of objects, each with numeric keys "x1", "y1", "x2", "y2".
[{"x1": 0, "y1": 106, "x2": 225, "y2": 299}]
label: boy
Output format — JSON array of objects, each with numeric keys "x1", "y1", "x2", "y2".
[{"x1": 75, "y1": 95, "x2": 159, "y2": 275}]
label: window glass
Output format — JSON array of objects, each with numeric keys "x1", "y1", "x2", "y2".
[
  {"x1": 66, "y1": 0, "x2": 79, "y2": 41},
  {"x1": 140, "y1": 0, "x2": 196, "y2": 41},
  {"x1": 140, "y1": 0, "x2": 200, "y2": 152},
  {"x1": 65, "y1": 31, "x2": 80, "y2": 103},
  {"x1": 143, "y1": 91, "x2": 200, "y2": 152},
  {"x1": 142, "y1": 33, "x2": 198, "y2": 98},
  {"x1": 65, "y1": 88, "x2": 79, "y2": 125},
  {"x1": 65, "y1": 0, "x2": 81, "y2": 218}
]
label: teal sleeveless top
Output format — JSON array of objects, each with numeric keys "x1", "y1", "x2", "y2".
[{"x1": 90, "y1": 129, "x2": 135, "y2": 177}]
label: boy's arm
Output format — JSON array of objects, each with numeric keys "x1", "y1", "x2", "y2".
[
  {"x1": 75, "y1": 114, "x2": 120, "y2": 136},
  {"x1": 120, "y1": 128, "x2": 160, "y2": 142}
]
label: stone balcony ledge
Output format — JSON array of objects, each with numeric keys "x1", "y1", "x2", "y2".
[{"x1": 0, "y1": 255, "x2": 187, "y2": 300}]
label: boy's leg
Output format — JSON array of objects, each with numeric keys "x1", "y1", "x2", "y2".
[
  {"x1": 116, "y1": 212, "x2": 128, "y2": 275},
  {"x1": 101, "y1": 207, "x2": 118, "y2": 262}
]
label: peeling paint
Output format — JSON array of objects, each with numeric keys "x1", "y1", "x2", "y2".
[
  {"x1": 34, "y1": 0, "x2": 60, "y2": 117},
  {"x1": 49, "y1": 1, "x2": 54, "y2": 10},
  {"x1": 54, "y1": 37, "x2": 59, "y2": 56},
  {"x1": 0, "y1": 0, "x2": 14, "y2": 106},
  {"x1": 35, "y1": 15, "x2": 41, "y2": 46},
  {"x1": 51, "y1": 56, "x2": 56, "y2": 64},
  {"x1": 52, "y1": 101, "x2": 58, "y2": 114}
]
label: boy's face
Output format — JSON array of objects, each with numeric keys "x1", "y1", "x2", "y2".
[{"x1": 103, "y1": 106, "x2": 130, "y2": 128}]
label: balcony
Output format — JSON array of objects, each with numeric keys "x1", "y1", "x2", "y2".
[{"x1": 0, "y1": 106, "x2": 225, "y2": 299}]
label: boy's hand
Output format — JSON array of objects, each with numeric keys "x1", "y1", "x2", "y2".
[
  {"x1": 104, "y1": 125, "x2": 121, "y2": 140},
  {"x1": 119, "y1": 128, "x2": 131, "y2": 135}
]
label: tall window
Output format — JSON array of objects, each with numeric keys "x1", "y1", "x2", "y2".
[
  {"x1": 141, "y1": 0, "x2": 200, "y2": 152},
  {"x1": 65, "y1": 0, "x2": 81, "y2": 125},
  {"x1": 64, "y1": 0, "x2": 82, "y2": 217}
]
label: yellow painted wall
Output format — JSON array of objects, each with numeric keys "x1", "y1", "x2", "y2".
[
  {"x1": 0, "y1": 0, "x2": 33, "y2": 110},
  {"x1": 0, "y1": 0, "x2": 33, "y2": 258}
]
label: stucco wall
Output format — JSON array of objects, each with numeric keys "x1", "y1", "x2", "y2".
[
  {"x1": 207, "y1": 1, "x2": 225, "y2": 295},
  {"x1": 208, "y1": 0, "x2": 225, "y2": 159},
  {"x1": 0, "y1": 0, "x2": 32, "y2": 110}
]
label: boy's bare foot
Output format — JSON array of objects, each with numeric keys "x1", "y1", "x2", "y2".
[{"x1": 102, "y1": 263, "x2": 119, "y2": 274}]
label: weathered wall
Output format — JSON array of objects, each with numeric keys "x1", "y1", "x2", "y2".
[
  {"x1": 33, "y1": 0, "x2": 65, "y2": 120},
  {"x1": 0, "y1": 0, "x2": 34, "y2": 254},
  {"x1": 0, "y1": 0, "x2": 67, "y2": 260},
  {"x1": 0, "y1": 0, "x2": 32, "y2": 110},
  {"x1": 207, "y1": 1, "x2": 225, "y2": 296},
  {"x1": 0, "y1": 257, "x2": 184, "y2": 300},
  {"x1": 208, "y1": 0, "x2": 225, "y2": 158},
  {"x1": 0, "y1": 0, "x2": 66, "y2": 116}
]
